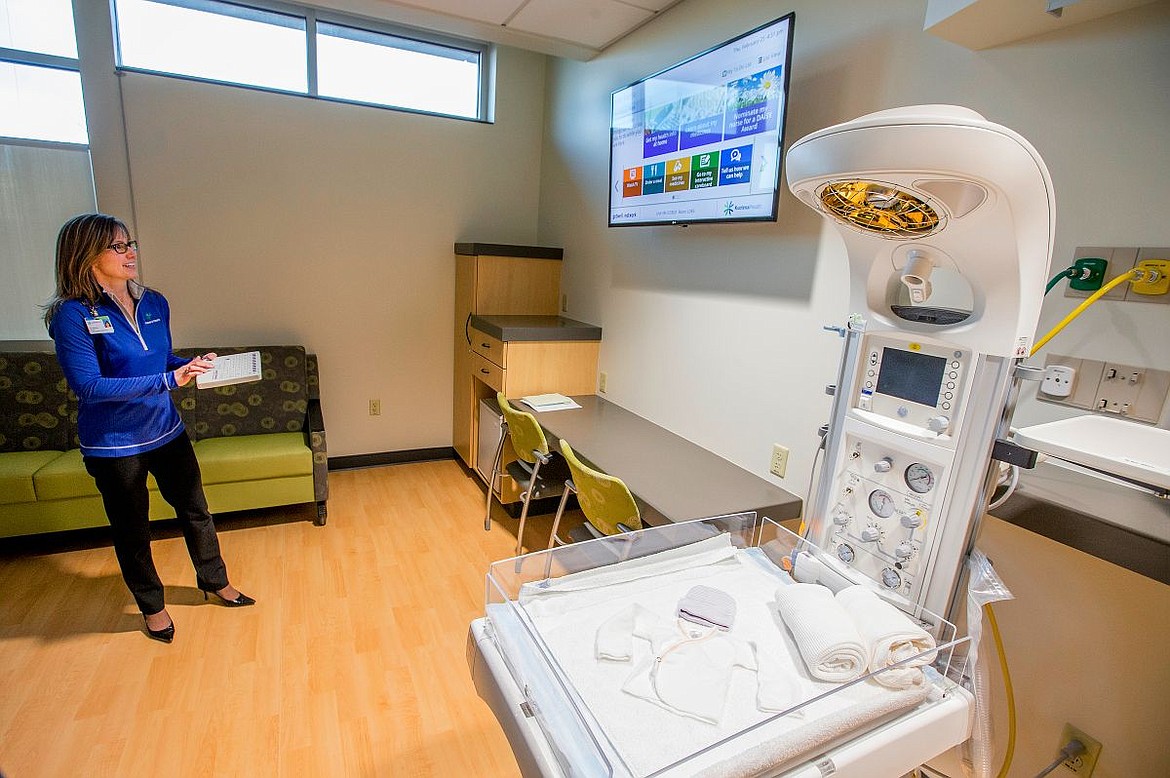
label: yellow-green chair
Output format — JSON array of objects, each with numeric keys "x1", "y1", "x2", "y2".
[
  {"x1": 548, "y1": 439, "x2": 643, "y2": 548},
  {"x1": 485, "y1": 393, "x2": 567, "y2": 557}
]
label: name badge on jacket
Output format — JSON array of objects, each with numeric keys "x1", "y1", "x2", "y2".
[{"x1": 85, "y1": 316, "x2": 114, "y2": 334}]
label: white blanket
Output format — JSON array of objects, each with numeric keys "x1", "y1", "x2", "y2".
[
  {"x1": 773, "y1": 583, "x2": 869, "y2": 682},
  {"x1": 836, "y1": 585, "x2": 937, "y2": 689}
]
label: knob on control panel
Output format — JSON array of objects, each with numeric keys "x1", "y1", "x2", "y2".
[
  {"x1": 900, "y1": 512, "x2": 923, "y2": 529},
  {"x1": 874, "y1": 456, "x2": 893, "y2": 473},
  {"x1": 860, "y1": 526, "x2": 881, "y2": 542},
  {"x1": 895, "y1": 542, "x2": 914, "y2": 560},
  {"x1": 927, "y1": 415, "x2": 950, "y2": 433}
]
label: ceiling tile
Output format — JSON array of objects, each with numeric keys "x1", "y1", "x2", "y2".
[
  {"x1": 624, "y1": 0, "x2": 678, "y2": 10},
  {"x1": 385, "y1": 0, "x2": 522, "y2": 26},
  {"x1": 507, "y1": 0, "x2": 654, "y2": 50}
]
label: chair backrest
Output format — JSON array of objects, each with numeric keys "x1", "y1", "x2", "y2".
[
  {"x1": 497, "y1": 393, "x2": 549, "y2": 465},
  {"x1": 560, "y1": 439, "x2": 642, "y2": 535}
]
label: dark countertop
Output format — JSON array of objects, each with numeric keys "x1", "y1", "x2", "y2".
[
  {"x1": 534, "y1": 395, "x2": 803, "y2": 524},
  {"x1": 989, "y1": 458, "x2": 1170, "y2": 585},
  {"x1": 470, "y1": 315, "x2": 601, "y2": 342},
  {"x1": 454, "y1": 243, "x2": 563, "y2": 260}
]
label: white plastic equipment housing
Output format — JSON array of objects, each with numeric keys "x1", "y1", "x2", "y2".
[
  {"x1": 786, "y1": 105, "x2": 1056, "y2": 358},
  {"x1": 787, "y1": 105, "x2": 1055, "y2": 617}
]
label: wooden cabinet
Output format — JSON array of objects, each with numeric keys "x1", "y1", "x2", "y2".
[{"x1": 453, "y1": 244, "x2": 601, "y2": 503}]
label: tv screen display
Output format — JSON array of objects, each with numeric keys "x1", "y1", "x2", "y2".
[{"x1": 608, "y1": 14, "x2": 795, "y2": 227}]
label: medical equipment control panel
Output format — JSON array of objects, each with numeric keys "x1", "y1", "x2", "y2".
[
  {"x1": 856, "y1": 334, "x2": 972, "y2": 436},
  {"x1": 824, "y1": 432, "x2": 948, "y2": 598}
]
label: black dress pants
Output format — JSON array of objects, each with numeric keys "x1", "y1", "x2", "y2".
[{"x1": 84, "y1": 433, "x2": 229, "y2": 615}]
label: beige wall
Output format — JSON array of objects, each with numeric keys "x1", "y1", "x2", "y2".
[
  {"x1": 973, "y1": 516, "x2": 1170, "y2": 777},
  {"x1": 538, "y1": 1, "x2": 1170, "y2": 775},
  {"x1": 111, "y1": 48, "x2": 547, "y2": 457}
]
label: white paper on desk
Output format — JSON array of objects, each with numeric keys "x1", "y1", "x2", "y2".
[
  {"x1": 521, "y1": 393, "x2": 581, "y2": 412},
  {"x1": 195, "y1": 351, "x2": 262, "y2": 389}
]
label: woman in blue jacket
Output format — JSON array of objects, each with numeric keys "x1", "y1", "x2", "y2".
[{"x1": 45, "y1": 213, "x2": 253, "y2": 643}]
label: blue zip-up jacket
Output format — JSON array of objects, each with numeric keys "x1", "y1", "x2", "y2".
[{"x1": 49, "y1": 286, "x2": 189, "y2": 457}]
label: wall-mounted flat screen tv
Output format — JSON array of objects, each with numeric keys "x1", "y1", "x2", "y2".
[{"x1": 608, "y1": 14, "x2": 795, "y2": 227}]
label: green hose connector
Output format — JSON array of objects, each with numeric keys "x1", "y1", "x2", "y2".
[{"x1": 1069, "y1": 257, "x2": 1108, "y2": 291}]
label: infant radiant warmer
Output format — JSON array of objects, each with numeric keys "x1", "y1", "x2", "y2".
[
  {"x1": 469, "y1": 105, "x2": 1053, "y2": 777},
  {"x1": 468, "y1": 515, "x2": 971, "y2": 777}
]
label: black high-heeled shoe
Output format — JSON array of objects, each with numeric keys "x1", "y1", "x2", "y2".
[
  {"x1": 197, "y1": 580, "x2": 256, "y2": 607},
  {"x1": 143, "y1": 614, "x2": 175, "y2": 643}
]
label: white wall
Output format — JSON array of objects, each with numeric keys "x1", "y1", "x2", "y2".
[
  {"x1": 537, "y1": 1, "x2": 1170, "y2": 775},
  {"x1": 106, "y1": 47, "x2": 547, "y2": 457}
]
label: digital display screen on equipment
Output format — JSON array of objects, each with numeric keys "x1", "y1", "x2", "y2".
[{"x1": 875, "y1": 348, "x2": 946, "y2": 407}]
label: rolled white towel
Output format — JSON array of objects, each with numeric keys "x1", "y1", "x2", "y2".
[
  {"x1": 836, "y1": 585, "x2": 937, "y2": 689},
  {"x1": 773, "y1": 583, "x2": 868, "y2": 682}
]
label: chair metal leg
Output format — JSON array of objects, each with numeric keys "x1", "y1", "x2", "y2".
[
  {"x1": 514, "y1": 458, "x2": 543, "y2": 558},
  {"x1": 547, "y1": 480, "x2": 577, "y2": 550},
  {"x1": 484, "y1": 421, "x2": 508, "y2": 531}
]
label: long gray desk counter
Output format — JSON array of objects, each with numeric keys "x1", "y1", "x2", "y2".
[{"x1": 533, "y1": 395, "x2": 802, "y2": 526}]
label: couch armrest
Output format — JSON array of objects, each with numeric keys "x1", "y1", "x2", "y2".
[{"x1": 306, "y1": 397, "x2": 328, "y2": 505}]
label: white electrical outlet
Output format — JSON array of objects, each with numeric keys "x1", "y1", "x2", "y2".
[
  {"x1": 598, "y1": 372, "x2": 608, "y2": 393},
  {"x1": 770, "y1": 444, "x2": 789, "y2": 478},
  {"x1": 1041, "y1": 365, "x2": 1076, "y2": 397}
]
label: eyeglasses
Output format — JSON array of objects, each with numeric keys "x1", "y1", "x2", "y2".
[{"x1": 107, "y1": 240, "x2": 139, "y2": 254}]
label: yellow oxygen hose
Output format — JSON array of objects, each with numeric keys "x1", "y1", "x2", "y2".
[
  {"x1": 987, "y1": 603, "x2": 1016, "y2": 778},
  {"x1": 1031, "y1": 269, "x2": 1140, "y2": 356},
  {"x1": 989, "y1": 268, "x2": 1139, "y2": 776}
]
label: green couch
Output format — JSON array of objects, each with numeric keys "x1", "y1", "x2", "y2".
[{"x1": 0, "y1": 344, "x2": 327, "y2": 539}]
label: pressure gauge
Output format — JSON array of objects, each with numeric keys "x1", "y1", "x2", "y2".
[
  {"x1": 904, "y1": 463, "x2": 936, "y2": 494},
  {"x1": 868, "y1": 489, "x2": 896, "y2": 518},
  {"x1": 881, "y1": 567, "x2": 902, "y2": 589},
  {"x1": 837, "y1": 543, "x2": 855, "y2": 563}
]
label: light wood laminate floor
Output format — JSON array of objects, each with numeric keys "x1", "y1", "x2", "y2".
[{"x1": 0, "y1": 461, "x2": 584, "y2": 777}]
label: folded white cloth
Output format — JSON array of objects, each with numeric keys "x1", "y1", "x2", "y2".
[
  {"x1": 836, "y1": 585, "x2": 937, "y2": 689},
  {"x1": 677, "y1": 585, "x2": 737, "y2": 631},
  {"x1": 773, "y1": 583, "x2": 868, "y2": 682}
]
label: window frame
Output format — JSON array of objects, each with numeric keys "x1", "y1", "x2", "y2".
[{"x1": 111, "y1": 0, "x2": 493, "y2": 123}]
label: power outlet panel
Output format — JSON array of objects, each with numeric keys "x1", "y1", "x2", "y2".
[
  {"x1": 1060, "y1": 723, "x2": 1102, "y2": 776},
  {"x1": 368, "y1": 398, "x2": 381, "y2": 416},
  {"x1": 770, "y1": 444, "x2": 789, "y2": 478},
  {"x1": 598, "y1": 372, "x2": 608, "y2": 393},
  {"x1": 1038, "y1": 355, "x2": 1170, "y2": 422}
]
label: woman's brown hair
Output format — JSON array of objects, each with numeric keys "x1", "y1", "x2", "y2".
[{"x1": 42, "y1": 213, "x2": 129, "y2": 329}]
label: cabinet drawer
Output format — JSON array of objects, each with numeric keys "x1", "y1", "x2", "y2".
[
  {"x1": 470, "y1": 328, "x2": 506, "y2": 367},
  {"x1": 471, "y1": 352, "x2": 504, "y2": 391}
]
